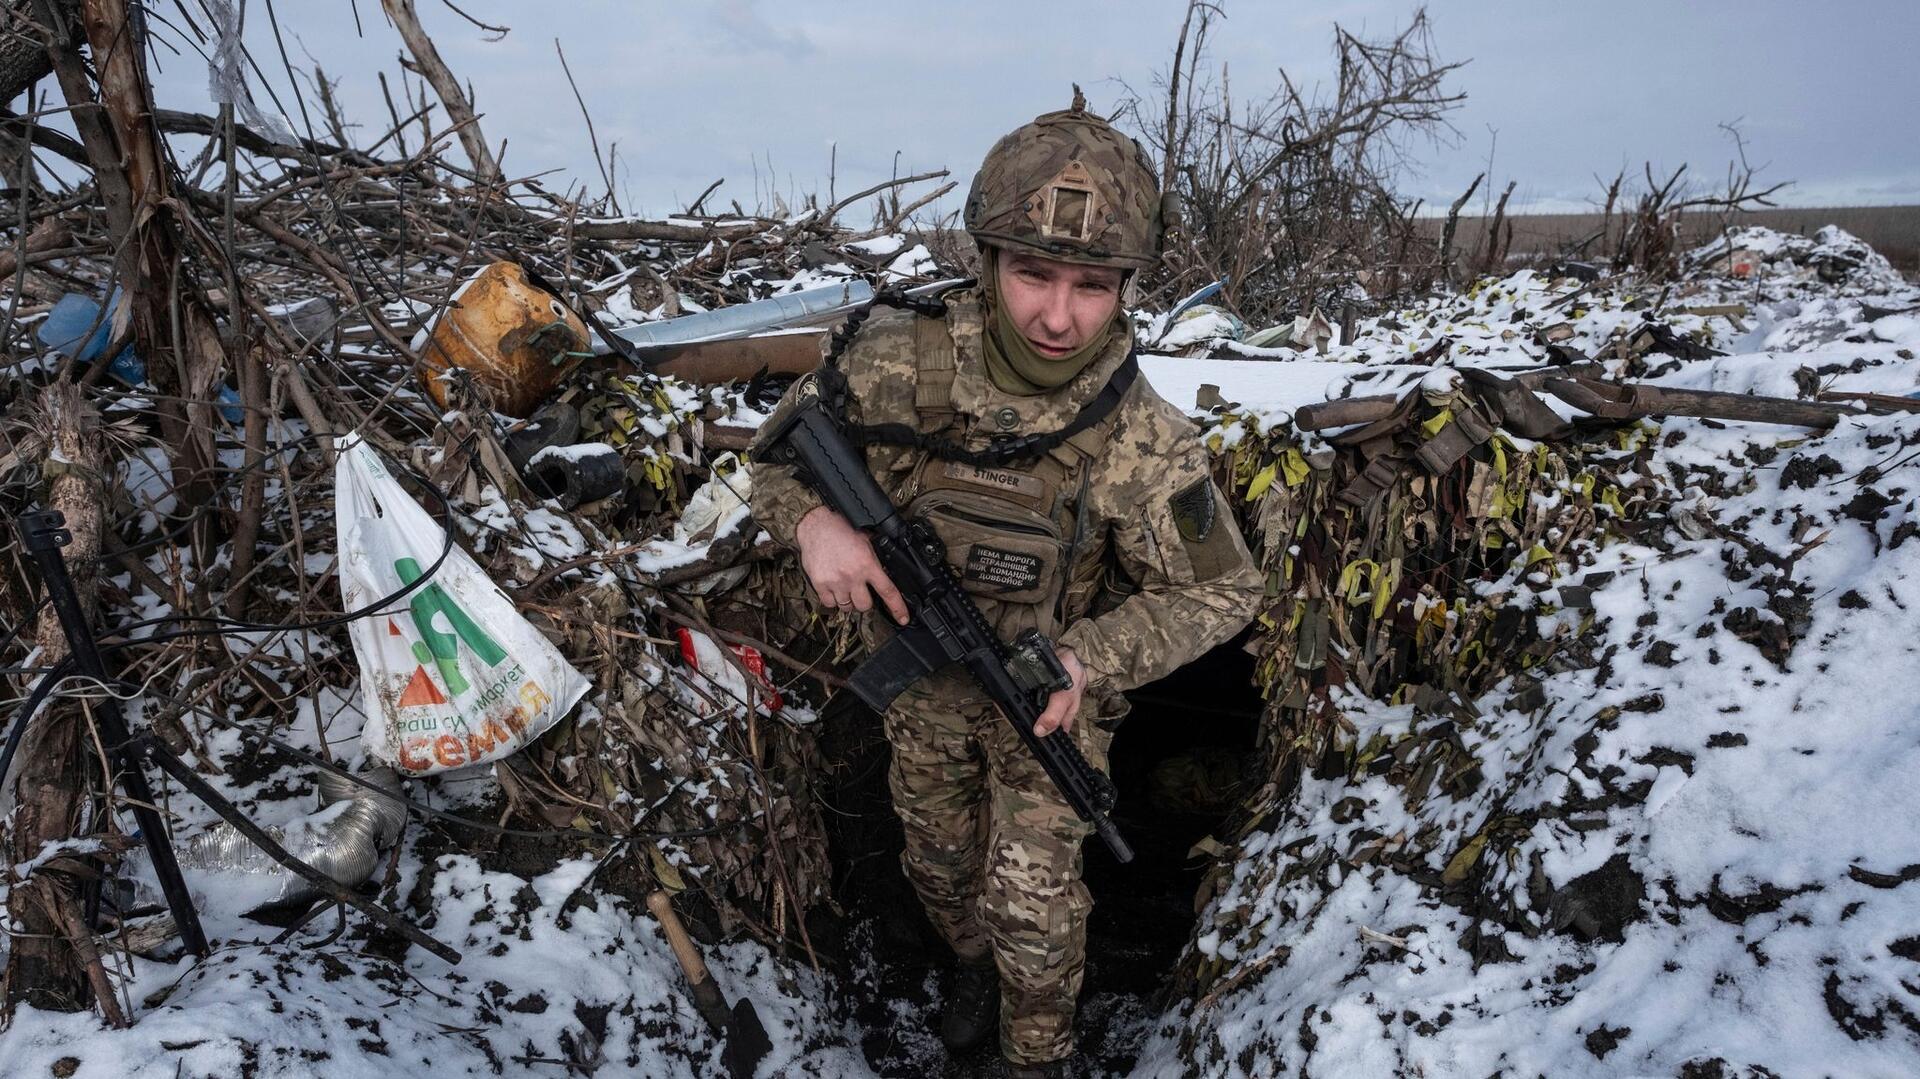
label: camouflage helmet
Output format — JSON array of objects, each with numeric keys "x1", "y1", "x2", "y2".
[{"x1": 964, "y1": 88, "x2": 1163, "y2": 271}]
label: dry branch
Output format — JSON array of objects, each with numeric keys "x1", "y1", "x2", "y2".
[
  {"x1": 1439, "y1": 171, "x2": 1482, "y2": 285},
  {"x1": 0, "y1": 214, "x2": 68, "y2": 278},
  {"x1": 381, "y1": 0, "x2": 499, "y2": 184},
  {"x1": 1117, "y1": 5, "x2": 1464, "y2": 324}
]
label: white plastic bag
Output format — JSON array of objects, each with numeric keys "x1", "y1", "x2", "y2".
[{"x1": 334, "y1": 438, "x2": 588, "y2": 775}]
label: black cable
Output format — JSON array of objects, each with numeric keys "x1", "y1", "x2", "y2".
[
  {"x1": 122, "y1": 676, "x2": 734, "y2": 844},
  {"x1": 0, "y1": 656, "x2": 76, "y2": 788},
  {"x1": 0, "y1": 596, "x2": 53, "y2": 661}
]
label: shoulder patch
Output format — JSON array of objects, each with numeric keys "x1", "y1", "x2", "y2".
[{"x1": 1170, "y1": 477, "x2": 1216, "y2": 542}]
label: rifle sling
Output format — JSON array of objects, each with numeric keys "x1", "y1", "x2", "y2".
[
  {"x1": 818, "y1": 285, "x2": 1139, "y2": 469},
  {"x1": 841, "y1": 354, "x2": 1139, "y2": 469}
]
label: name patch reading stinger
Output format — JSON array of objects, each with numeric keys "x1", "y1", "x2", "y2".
[
  {"x1": 963, "y1": 544, "x2": 1044, "y2": 593},
  {"x1": 943, "y1": 461, "x2": 1046, "y2": 501}
]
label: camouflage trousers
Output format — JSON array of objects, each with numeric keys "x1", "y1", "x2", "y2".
[{"x1": 884, "y1": 677, "x2": 1113, "y2": 1066}]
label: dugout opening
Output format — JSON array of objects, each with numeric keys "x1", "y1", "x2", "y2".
[{"x1": 808, "y1": 630, "x2": 1263, "y2": 1076}]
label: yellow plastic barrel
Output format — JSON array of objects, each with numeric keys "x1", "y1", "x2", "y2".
[{"x1": 417, "y1": 261, "x2": 589, "y2": 417}]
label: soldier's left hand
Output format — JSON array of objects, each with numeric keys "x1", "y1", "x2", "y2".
[{"x1": 1033, "y1": 648, "x2": 1086, "y2": 737}]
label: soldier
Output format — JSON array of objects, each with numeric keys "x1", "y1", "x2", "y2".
[{"x1": 752, "y1": 93, "x2": 1262, "y2": 1076}]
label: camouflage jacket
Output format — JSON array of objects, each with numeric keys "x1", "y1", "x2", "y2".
[{"x1": 751, "y1": 288, "x2": 1262, "y2": 705}]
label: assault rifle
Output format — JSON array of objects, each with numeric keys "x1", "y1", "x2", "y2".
[{"x1": 763, "y1": 374, "x2": 1135, "y2": 863}]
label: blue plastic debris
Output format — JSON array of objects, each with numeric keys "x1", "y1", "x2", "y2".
[
  {"x1": 37, "y1": 289, "x2": 244, "y2": 421},
  {"x1": 38, "y1": 290, "x2": 144, "y2": 384},
  {"x1": 1151, "y1": 277, "x2": 1230, "y2": 347}
]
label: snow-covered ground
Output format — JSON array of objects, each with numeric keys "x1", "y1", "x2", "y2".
[
  {"x1": 1139, "y1": 395, "x2": 1920, "y2": 1076},
  {"x1": 3, "y1": 226, "x2": 1917, "y2": 1077},
  {"x1": 1, "y1": 711, "x2": 873, "y2": 1078},
  {"x1": 1133, "y1": 228, "x2": 1920, "y2": 1077}
]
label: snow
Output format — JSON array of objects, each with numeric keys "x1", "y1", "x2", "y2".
[
  {"x1": 777, "y1": 265, "x2": 861, "y2": 294},
  {"x1": 1143, "y1": 440, "x2": 1920, "y2": 1072},
  {"x1": 1, "y1": 845, "x2": 865, "y2": 1077},
  {"x1": 597, "y1": 282, "x2": 655, "y2": 325},
  {"x1": 1153, "y1": 306, "x2": 1244, "y2": 350},
  {"x1": 1134, "y1": 228, "x2": 1920, "y2": 1077},
  {"x1": 1139, "y1": 353, "x2": 1371, "y2": 421},
  {"x1": 883, "y1": 243, "x2": 937, "y2": 282},
  {"x1": 5, "y1": 223, "x2": 1918, "y2": 1077},
  {"x1": 528, "y1": 441, "x2": 619, "y2": 467},
  {"x1": 12, "y1": 837, "x2": 109, "y2": 878},
  {"x1": 1871, "y1": 313, "x2": 1920, "y2": 344},
  {"x1": 120, "y1": 447, "x2": 178, "y2": 533},
  {"x1": 845, "y1": 234, "x2": 905, "y2": 257}
]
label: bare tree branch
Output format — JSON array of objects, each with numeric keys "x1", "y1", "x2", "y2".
[{"x1": 380, "y1": 0, "x2": 497, "y2": 183}]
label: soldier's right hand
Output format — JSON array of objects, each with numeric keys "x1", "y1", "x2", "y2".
[{"x1": 795, "y1": 506, "x2": 910, "y2": 625}]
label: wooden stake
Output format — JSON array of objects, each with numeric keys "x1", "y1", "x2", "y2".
[
  {"x1": 3, "y1": 383, "x2": 102, "y2": 1019},
  {"x1": 36, "y1": 880, "x2": 128, "y2": 1028}
]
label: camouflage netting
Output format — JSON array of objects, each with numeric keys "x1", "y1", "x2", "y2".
[
  {"x1": 1127, "y1": 228, "x2": 1920, "y2": 1076},
  {"x1": 1186, "y1": 374, "x2": 1666, "y2": 992}
]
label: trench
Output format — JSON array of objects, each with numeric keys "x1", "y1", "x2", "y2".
[{"x1": 809, "y1": 632, "x2": 1262, "y2": 1077}]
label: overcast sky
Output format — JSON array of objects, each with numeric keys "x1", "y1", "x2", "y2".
[{"x1": 129, "y1": 0, "x2": 1920, "y2": 220}]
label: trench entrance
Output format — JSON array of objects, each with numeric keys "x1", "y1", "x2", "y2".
[{"x1": 810, "y1": 633, "x2": 1262, "y2": 1077}]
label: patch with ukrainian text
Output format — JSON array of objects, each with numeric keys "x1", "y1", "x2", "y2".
[{"x1": 963, "y1": 544, "x2": 1044, "y2": 593}]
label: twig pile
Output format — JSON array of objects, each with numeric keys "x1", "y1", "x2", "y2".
[{"x1": 0, "y1": 5, "x2": 956, "y2": 1003}]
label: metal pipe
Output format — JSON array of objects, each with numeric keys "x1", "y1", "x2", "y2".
[
  {"x1": 527, "y1": 443, "x2": 626, "y2": 508},
  {"x1": 595, "y1": 277, "x2": 966, "y2": 355}
]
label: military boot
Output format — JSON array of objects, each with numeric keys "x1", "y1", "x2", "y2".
[{"x1": 939, "y1": 960, "x2": 1000, "y2": 1052}]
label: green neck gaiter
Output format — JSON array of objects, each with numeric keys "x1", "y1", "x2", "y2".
[{"x1": 979, "y1": 250, "x2": 1120, "y2": 396}]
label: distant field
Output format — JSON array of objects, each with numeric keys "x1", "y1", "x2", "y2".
[{"x1": 1415, "y1": 205, "x2": 1920, "y2": 273}]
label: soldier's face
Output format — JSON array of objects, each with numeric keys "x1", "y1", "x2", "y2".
[{"x1": 995, "y1": 252, "x2": 1124, "y2": 358}]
